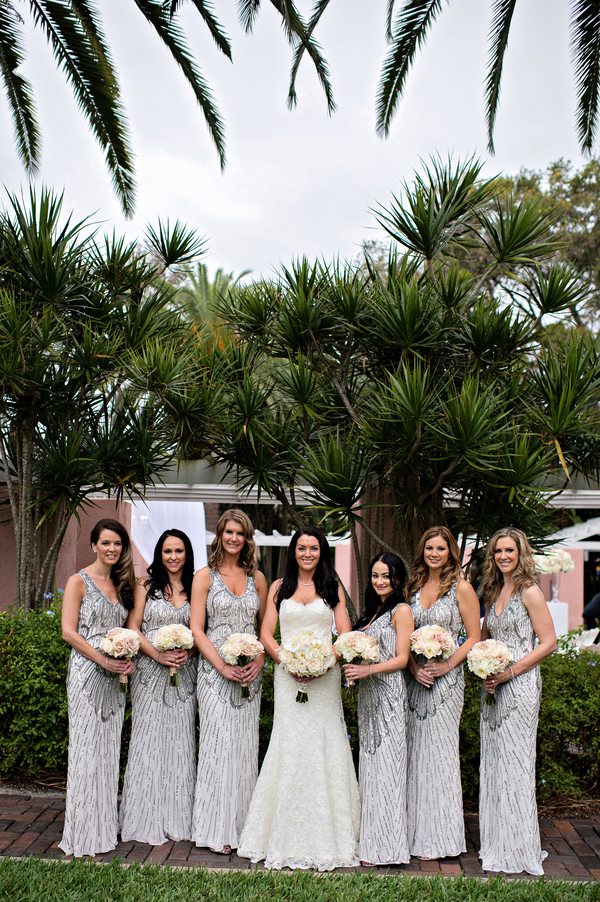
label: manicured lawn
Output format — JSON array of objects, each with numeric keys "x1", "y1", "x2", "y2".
[{"x1": 0, "y1": 859, "x2": 598, "y2": 901}]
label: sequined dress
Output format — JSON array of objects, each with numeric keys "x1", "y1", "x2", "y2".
[
  {"x1": 59, "y1": 571, "x2": 129, "y2": 857},
  {"x1": 357, "y1": 604, "x2": 410, "y2": 865},
  {"x1": 479, "y1": 591, "x2": 547, "y2": 875},
  {"x1": 406, "y1": 584, "x2": 466, "y2": 858},
  {"x1": 119, "y1": 592, "x2": 197, "y2": 844},
  {"x1": 237, "y1": 598, "x2": 360, "y2": 870},
  {"x1": 192, "y1": 570, "x2": 262, "y2": 850}
]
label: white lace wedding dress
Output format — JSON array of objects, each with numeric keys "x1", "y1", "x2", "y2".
[{"x1": 237, "y1": 597, "x2": 360, "y2": 870}]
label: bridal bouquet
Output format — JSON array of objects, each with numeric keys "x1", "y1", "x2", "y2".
[
  {"x1": 100, "y1": 627, "x2": 141, "y2": 693},
  {"x1": 410, "y1": 624, "x2": 455, "y2": 689},
  {"x1": 467, "y1": 639, "x2": 513, "y2": 705},
  {"x1": 154, "y1": 624, "x2": 194, "y2": 686},
  {"x1": 279, "y1": 632, "x2": 336, "y2": 703},
  {"x1": 334, "y1": 631, "x2": 380, "y2": 697},
  {"x1": 221, "y1": 633, "x2": 265, "y2": 698}
]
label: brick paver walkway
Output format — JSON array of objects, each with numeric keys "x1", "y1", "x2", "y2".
[{"x1": 1, "y1": 793, "x2": 599, "y2": 880}]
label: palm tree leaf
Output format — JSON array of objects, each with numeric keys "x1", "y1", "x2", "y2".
[
  {"x1": 0, "y1": 4, "x2": 40, "y2": 171},
  {"x1": 485, "y1": 0, "x2": 517, "y2": 154},
  {"x1": 133, "y1": 0, "x2": 226, "y2": 168},
  {"x1": 237, "y1": 0, "x2": 262, "y2": 33},
  {"x1": 168, "y1": 0, "x2": 232, "y2": 60},
  {"x1": 376, "y1": 0, "x2": 444, "y2": 137},
  {"x1": 29, "y1": 0, "x2": 135, "y2": 215},
  {"x1": 570, "y1": 0, "x2": 600, "y2": 154},
  {"x1": 286, "y1": 0, "x2": 335, "y2": 113}
]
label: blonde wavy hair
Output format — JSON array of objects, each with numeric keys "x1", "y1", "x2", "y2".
[
  {"x1": 406, "y1": 526, "x2": 462, "y2": 601},
  {"x1": 481, "y1": 527, "x2": 537, "y2": 609},
  {"x1": 208, "y1": 509, "x2": 257, "y2": 577}
]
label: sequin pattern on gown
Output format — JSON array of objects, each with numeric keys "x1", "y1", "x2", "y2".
[
  {"x1": 59, "y1": 571, "x2": 128, "y2": 857},
  {"x1": 479, "y1": 591, "x2": 547, "y2": 875},
  {"x1": 119, "y1": 592, "x2": 198, "y2": 844},
  {"x1": 357, "y1": 604, "x2": 409, "y2": 865},
  {"x1": 406, "y1": 583, "x2": 466, "y2": 858},
  {"x1": 192, "y1": 570, "x2": 262, "y2": 850},
  {"x1": 237, "y1": 598, "x2": 360, "y2": 871}
]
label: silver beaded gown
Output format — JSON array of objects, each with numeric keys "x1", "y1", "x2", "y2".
[
  {"x1": 119, "y1": 592, "x2": 198, "y2": 844},
  {"x1": 59, "y1": 571, "x2": 129, "y2": 857},
  {"x1": 192, "y1": 570, "x2": 262, "y2": 850},
  {"x1": 479, "y1": 591, "x2": 547, "y2": 875},
  {"x1": 237, "y1": 598, "x2": 360, "y2": 871},
  {"x1": 406, "y1": 583, "x2": 466, "y2": 858},
  {"x1": 357, "y1": 604, "x2": 410, "y2": 865}
]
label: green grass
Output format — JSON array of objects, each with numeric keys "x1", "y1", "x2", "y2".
[{"x1": 0, "y1": 859, "x2": 599, "y2": 902}]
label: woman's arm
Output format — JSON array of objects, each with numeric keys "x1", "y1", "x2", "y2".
[
  {"x1": 425, "y1": 579, "x2": 481, "y2": 678},
  {"x1": 344, "y1": 604, "x2": 414, "y2": 681},
  {"x1": 238, "y1": 570, "x2": 269, "y2": 682},
  {"x1": 484, "y1": 585, "x2": 556, "y2": 689},
  {"x1": 259, "y1": 581, "x2": 282, "y2": 664},
  {"x1": 333, "y1": 585, "x2": 352, "y2": 636},
  {"x1": 61, "y1": 573, "x2": 134, "y2": 675},
  {"x1": 190, "y1": 567, "x2": 246, "y2": 683}
]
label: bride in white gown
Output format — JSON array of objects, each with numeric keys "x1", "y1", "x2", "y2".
[{"x1": 237, "y1": 528, "x2": 360, "y2": 870}]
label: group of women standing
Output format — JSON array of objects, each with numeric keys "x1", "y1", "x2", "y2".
[{"x1": 59, "y1": 513, "x2": 556, "y2": 877}]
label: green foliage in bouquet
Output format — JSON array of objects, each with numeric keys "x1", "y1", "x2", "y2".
[{"x1": 0, "y1": 593, "x2": 70, "y2": 777}]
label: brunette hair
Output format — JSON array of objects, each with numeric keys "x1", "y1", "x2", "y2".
[
  {"x1": 405, "y1": 526, "x2": 462, "y2": 602},
  {"x1": 208, "y1": 509, "x2": 257, "y2": 577},
  {"x1": 355, "y1": 552, "x2": 407, "y2": 630},
  {"x1": 481, "y1": 527, "x2": 537, "y2": 609},
  {"x1": 275, "y1": 527, "x2": 339, "y2": 610},
  {"x1": 90, "y1": 518, "x2": 135, "y2": 610},
  {"x1": 146, "y1": 529, "x2": 195, "y2": 601}
]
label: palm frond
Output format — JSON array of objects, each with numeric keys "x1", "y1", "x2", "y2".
[
  {"x1": 485, "y1": 0, "x2": 517, "y2": 154},
  {"x1": 169, "y1": 0, "x2": 232, "y2": 59},
  {"x1": 29, "y1": 0, "x2": 135, "y2": 215},
  {"x1": 0, "y1": 4, "x2": 40, "y2": 171},
  {"x1": 237, "y1": 0, "x2": 262, "y2": 33},
  {"x1": 286, "y1": 0, "x2": 335, "y2": 112},
  {"x1": 570, "y1": 0, "x2": 600, "y2": 154},
  {"x1": 133, "y1": 0, "x2": 226, "y2": 168},
  {"x1": 376, "y1": 0, "x2": 444, "y2": 137}
]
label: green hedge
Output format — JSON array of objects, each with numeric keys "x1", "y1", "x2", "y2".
[{"x1": 1, "y1": 601, "x2": 599, "y2": 803}]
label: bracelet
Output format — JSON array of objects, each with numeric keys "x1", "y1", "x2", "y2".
[
  {"x1": 369, "y1": 664, "x2": 372, "y2": 677},
  {"x1": 219, "y1": 659, "x2": 226, "y2": 674},
  {"x1": 156, "y1": 650, "x2": 160, "y2": 663},
  {"x1": 509, "y1": 665, "x2": 515, "y2": 680}
]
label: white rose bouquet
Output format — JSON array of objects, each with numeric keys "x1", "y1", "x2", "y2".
[
  {"x1": 534, "y1": 550, "x2": 574, "y2": 574},
  {"x1": 99, "y1": 627, "x2": 141, "y2": 692},
  {"x1": 467, "y1": 639, "x2": 513, "y2": 705},
  {"x1": 410, "y1": 624, "x2": 455, "y2": 689},
  {"x1": 154, "y1": 624, "x2": 194, "y2": 686},
  {"x1": 279, "y1": 631, "x2": 336, "y2": 703},
  {"x1": 221, "y1": 633, "x2": 265, "y2": 698},
  {"x1": 334, "y1": 630, "x2": 380, "y2": 697}
]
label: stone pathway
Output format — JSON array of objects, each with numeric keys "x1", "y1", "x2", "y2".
[{"x1": 1, "y1": 794, "x2": 599, "y2": 880}]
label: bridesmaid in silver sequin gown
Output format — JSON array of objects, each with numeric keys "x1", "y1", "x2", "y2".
[
  {"x1": 59, "y1": 519, "x2": 137, "y2": 857},
  {"x1": 120, "y1": 529, "x2": 198, "y2": 844},
  {"x1": 406, "y1": 527, "x2": 480, "y2": 860},
  {"x1": 478, "y1": 528, "x2": 556, "y2": 875},
  {"x1": 191, "y1": 510, "x2": 267, "y2": 854},
  {"x1": 344, "y1": 553, "x2": 414, "y2": 867}
]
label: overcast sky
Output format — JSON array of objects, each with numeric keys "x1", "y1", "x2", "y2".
[{"x1": 0, "y1": 0, "x2": 587, "y2": 279}]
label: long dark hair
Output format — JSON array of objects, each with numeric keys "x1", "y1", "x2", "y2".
[
  {"x1": 355, "y1": 552, "x2": 407, "y2": 630},
  {"x1": 275, "y1": 527, "x2": 339, "y2": 610},
  {"x1": 90, "y1": 518, "x2": 135, "y2": 610},
  {"x1": 146, "y1": 529, "x2": 195, "y2": 601}
]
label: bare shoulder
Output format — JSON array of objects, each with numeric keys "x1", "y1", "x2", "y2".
[
  {"x1": 254, "y1": 570, "x2": 268, "y2": 591},
  {"x1": 522, "y1": 583, "x2": 547, "y2": 609},
  {"x1": 193, "y1": 566, "x2": 211, "y2": 587},
  {"x1": 65, "y1": 572, "x2": 85, "y2": 593},
  {"x1": 267, "y1": 578, "x2": 283, "y2": 602},
  {"x1": 456, "y1": 578, "x2": 478, "y2": 601},
  {"x1": 393, "y1": 602, "x2": 414, "y2": 626}
]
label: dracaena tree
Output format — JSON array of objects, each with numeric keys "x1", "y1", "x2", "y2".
[
  {"x1": 164, "y1": 158, "x2": 600, "y2": 605},
  {"x1": 0, "y1": 186, "x2": 212, "y2": 610}
]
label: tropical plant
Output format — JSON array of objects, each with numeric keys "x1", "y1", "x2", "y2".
[
  {"x1": 161, "y1": 157, "x2": 600, "y2": 604},
  {"x1": 0, "y1": 186, "x2": 208, "y2": 610},
  {"x1": 0, "y1": 1, "x2": 331, "y2": 215},
  {"x1": 174, "y1": 262, "x2": 251, "y2": 333}
]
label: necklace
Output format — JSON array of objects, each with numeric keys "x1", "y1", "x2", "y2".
[{"x1": 297, "y1": 580, "x2": 314, "y2": 586}]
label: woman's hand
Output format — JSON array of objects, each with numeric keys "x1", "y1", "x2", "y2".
[
  {"x1": 343, "y1": 663, "x2": 372, "y2": 681},
  {"x1": 424, "y1": 660, "x2": 451, "y2": 679},
  {"x1": 291, "y1": 673, "x2": 317, "y2": 684},
  {"x1": 413, "y1": 665, "x2": 435, "y2": 688},
  {"x1": 220, "y1": 662, "x2": 248, "y2": 683},
  {"x1": 102, "y1": 656, "x2": 135, "y2": 675},
  {"x1": 239, "y1": 653, "x2": 265, "y2": 683},
  {"x1": 484, "y1": 667, "x2": 511, "y2": 692},
  {"x1": 156, "y1": 649, "x2": 189, "y2": 668}
]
